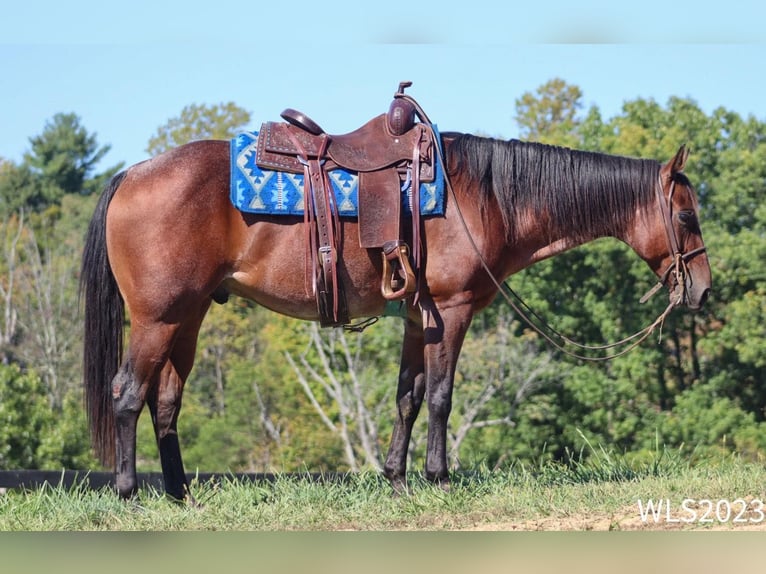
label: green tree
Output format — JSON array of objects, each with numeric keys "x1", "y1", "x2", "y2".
[
  {"x1": 146, "y1": 102, "x2": 251, "y2": 156},
  {"x1": 0, "y1": 364, "x2": 54, "y2": 469},
  {"x1": 514, "y1": 77, "x2": 585, "y2": 147},
  {"x1": 4, "y1": 81, "x2": 759, "y2": 475},
  {"x1": 0, "y1": 160, "x2": 38, "y2": 216},
  {"x1": 0, "y1": 114, "x2": 114, "y2": 469},
  {"x1": 36, "y1": 390, "x2": 98, "y2": 469},
  {"x1": 502, "y1": 84, "x2": 766, "y2": 466},
  {"x1": 23, "y1": 113, "x2": 121, "y2": 207},
  {"x1": 452, "y1": 310, "x2": 558, "y2": 470},
  {"x1": 1, "y1": 114, "x2": 121, "y2": 218}
]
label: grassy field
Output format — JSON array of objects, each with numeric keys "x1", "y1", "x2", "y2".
[{"x1": 2, "y1": 448, "x2": 766, "y2": 531}]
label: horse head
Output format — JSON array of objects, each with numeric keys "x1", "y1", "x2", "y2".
[{"x1": 628, "y1": 145, "x2": 712, "y2": 310}]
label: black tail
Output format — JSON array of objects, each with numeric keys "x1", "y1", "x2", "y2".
[{"x1": 80, "y1": 170, "x2": 127, "y2": 467}]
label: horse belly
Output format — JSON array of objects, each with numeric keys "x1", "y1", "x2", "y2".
[{"x1": 225, "y1": 221, "x2": 388, "y2": 322}]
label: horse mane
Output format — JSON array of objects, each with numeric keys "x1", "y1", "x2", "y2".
[{"x1": 446, "y1": 134, "x2": 660, "y2": 242}]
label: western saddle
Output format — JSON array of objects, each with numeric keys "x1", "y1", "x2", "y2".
[{"x1": 256, "y1": 82, "x2": 437, "y2": 327}]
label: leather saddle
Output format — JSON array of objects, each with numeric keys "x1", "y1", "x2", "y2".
[{"x1": 255, "y1": 82, "x2": 436, "y2": 327}]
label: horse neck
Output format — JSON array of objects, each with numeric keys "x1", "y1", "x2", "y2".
[
  {"x1": 445, "y1": 134, "x2": 657, "y2": 272},
  {"x1": 503, "y1": 210, "x2": 606, "y2": 270},
  {"x1": 495, "y1": 177, "x2": 655, "y2": 271}
]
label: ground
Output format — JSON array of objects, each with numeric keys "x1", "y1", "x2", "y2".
[{"x1": 463, "y1": 504, "x2": 766, "y2": 531}]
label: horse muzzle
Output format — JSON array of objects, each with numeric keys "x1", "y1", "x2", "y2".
[
  {"x1": 674, "y1": 279, "x2": 711, "y2": 311},
  {"x1": 642, "y1": 247, "x2": 711, "y2": 311}
]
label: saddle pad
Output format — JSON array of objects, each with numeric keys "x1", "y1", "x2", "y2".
[{"x1": 230, "y1": 129, "x2": 444, "y2": 217}]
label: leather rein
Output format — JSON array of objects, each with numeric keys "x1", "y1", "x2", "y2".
[{"x1": 409, "y1": 107, "x2": 707, "y2": 360}]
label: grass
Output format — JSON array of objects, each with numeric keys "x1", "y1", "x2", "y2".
[{"x1": 2, "y1": 449, "x2": 765, "y2": 531}]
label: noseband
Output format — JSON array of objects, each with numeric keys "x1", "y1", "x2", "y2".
[{"x1": 639, "y1": 174, "x2": 707, "y2": 305}]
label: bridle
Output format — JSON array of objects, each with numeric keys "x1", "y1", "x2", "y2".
[{"x1": 639, "y1": 174, "x2": 707, "y2": 306}]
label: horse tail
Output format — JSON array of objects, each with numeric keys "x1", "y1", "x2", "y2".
[{"x1": 80, "y1": 170, "x2": 127, "y2": 467}]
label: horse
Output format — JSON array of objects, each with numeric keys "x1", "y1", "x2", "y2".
[{"x1": 80, "y1": 128, "x2": 711, "y2": 501}]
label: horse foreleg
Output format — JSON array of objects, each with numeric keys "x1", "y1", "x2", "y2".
[
  {"x1": 423, "y1": 300, "x2": 473, "y2": 490},
  {"x1": 383, "y1": 316, "x2": 425, "y2": 494}
]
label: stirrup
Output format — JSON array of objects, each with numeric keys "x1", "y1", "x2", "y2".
[{"x1": 381, "y1": 241, "x2": 416, "y2": 301}]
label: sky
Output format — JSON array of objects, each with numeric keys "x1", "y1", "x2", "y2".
[{"x1": 1, "y1": 1, "x2": 764, "y2": 172}]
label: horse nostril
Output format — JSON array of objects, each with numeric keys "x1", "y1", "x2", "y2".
[{"x1": 698, "y1": 288, "x2": 711, "y2": 308}]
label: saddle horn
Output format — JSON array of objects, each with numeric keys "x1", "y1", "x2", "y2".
[{"x1": 387, "y1": 82, "x2": 416, "y2": 136}]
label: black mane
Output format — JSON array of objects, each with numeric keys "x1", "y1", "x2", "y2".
[{"x1": 447, "y1": 134, "x2": 659, "y2": 242}]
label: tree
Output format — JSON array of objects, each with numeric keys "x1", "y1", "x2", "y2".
[
  {"x1": 505, "y1": 83, "x2": 766, "y2": 465},
  {"x1": 0, "y1": 115, "x2": 115, "y2": 469},
  {"x1": 146, "y1": 102, "x2": 251, "y2": 156},
  {"x1": 284, "y1": 323, "x2": 389, "y2": 472},
  {"x1": 14, "y1": 212, "x2": 83, "y2": 408},
  {"x1": 514, "y1": 78, "x2": 585, "y2": 147},
  {"x1": 1, "y1": 114, "x2": 121, "y2": 219},
  {"x1": 0, "y1": 210, "x2": 23, "y2": 364},
  {"x1": 450, "y1": 311, "x2": 557, "y2": 469},
  {"x1": 0, "y1": 364, "x2": 54, "y2": 469},
  {"x1": 4, "y1": 81, "x2": 763, "y2": 475},
  {"x1": 0, "y1": 160, "x2": 38, "y2": 217},
  {"x1": 23, "y1": 113, "x2": 121, "y2": 207}
]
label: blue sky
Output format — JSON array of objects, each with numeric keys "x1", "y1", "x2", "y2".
[{"x1": 1, "y1": 1, "x2": 764, "y2": 171}]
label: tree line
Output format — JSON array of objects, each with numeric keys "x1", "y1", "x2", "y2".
[{"x1": 0, "y1": 79, "x2": 764, "y2": 473}]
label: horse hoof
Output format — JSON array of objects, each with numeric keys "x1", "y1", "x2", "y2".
[
  {"x1": 385, "y1": 473, "x2": 410, "y2": 497},
  {"x1": 425, "y1": 472, "x2": 451, "y2": 492},
  {"x1": 185, "y1": 494, "x2": 203, "y2": 509},
  {"x1": 115, "y1": 479, "x2": 138, "y2": 500},
  {"x1": 391, "y1": 479, "x2": 411, "y2": 498},
  {"x1": 166, "y1": 486, "x2": 201, "y2": 507}
]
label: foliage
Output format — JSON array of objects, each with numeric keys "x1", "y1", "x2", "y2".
[
  {"x1": 0, "y1": 116, "x2": 112, "y2": 469},
  {"x1": 145, "y1": 102, "x2": 251, "y2": 156},
  {"x1": 506, "y1": 78, "x2": 766, "y2": 468},
  {"x1": 0, "y1": 364, "x2": 53, "y2": 468},
  {"x1": 515, "y1": 77, "x2": 584, "y2": 147},
  {"x1": 0, "y1": 113, "x2": 121, "y2": 216},
  {"x1": 0, "y1": 82, "x2": 764, "y2": 478}
]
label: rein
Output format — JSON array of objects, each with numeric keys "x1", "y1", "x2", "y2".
[{"x1": 405, "y1": 106, "x2": 704, "y2": 360}]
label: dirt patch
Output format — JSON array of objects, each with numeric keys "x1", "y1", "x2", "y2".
[{"x1": 461, "y1": 505, "x2": 766, "y2": 531}]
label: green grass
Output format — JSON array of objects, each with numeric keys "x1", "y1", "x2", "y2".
[{"x1": 2, "y1": 451, "x2": 765, "y2": 530}]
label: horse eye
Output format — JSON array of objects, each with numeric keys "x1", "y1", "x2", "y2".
[{"x1": 678, "y1": 210, "x2": 698, "y2": 231}]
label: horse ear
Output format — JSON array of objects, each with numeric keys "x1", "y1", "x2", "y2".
[
  {"x1": 675, "y1": 144, "x2": 690, "y2": 172},
  {"x1": 664, "y1": 144, "x2": 689, "y2": 176}
]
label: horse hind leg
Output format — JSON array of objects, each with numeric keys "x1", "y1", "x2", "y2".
[
  {"x1": 147, "y1": 304, "x2": 209, "y2": 503},
  {"x1": 112, "y1": 322, "x2": 179, "y2": 499},
  {"x1": 111, "y1": 361, "x2": 145, "y2": 499},
  {"x1": 146, "y1": 362, "x2": 191, "y2": 503}
]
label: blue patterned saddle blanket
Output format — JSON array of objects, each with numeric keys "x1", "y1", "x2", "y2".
[{"x1": 229, "y1": 129, "x2": 445, "y2": 217}]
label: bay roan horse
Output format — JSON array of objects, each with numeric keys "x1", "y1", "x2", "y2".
[{"x1": 81, "y1": 131, "x2": 711, "y2": 501}]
